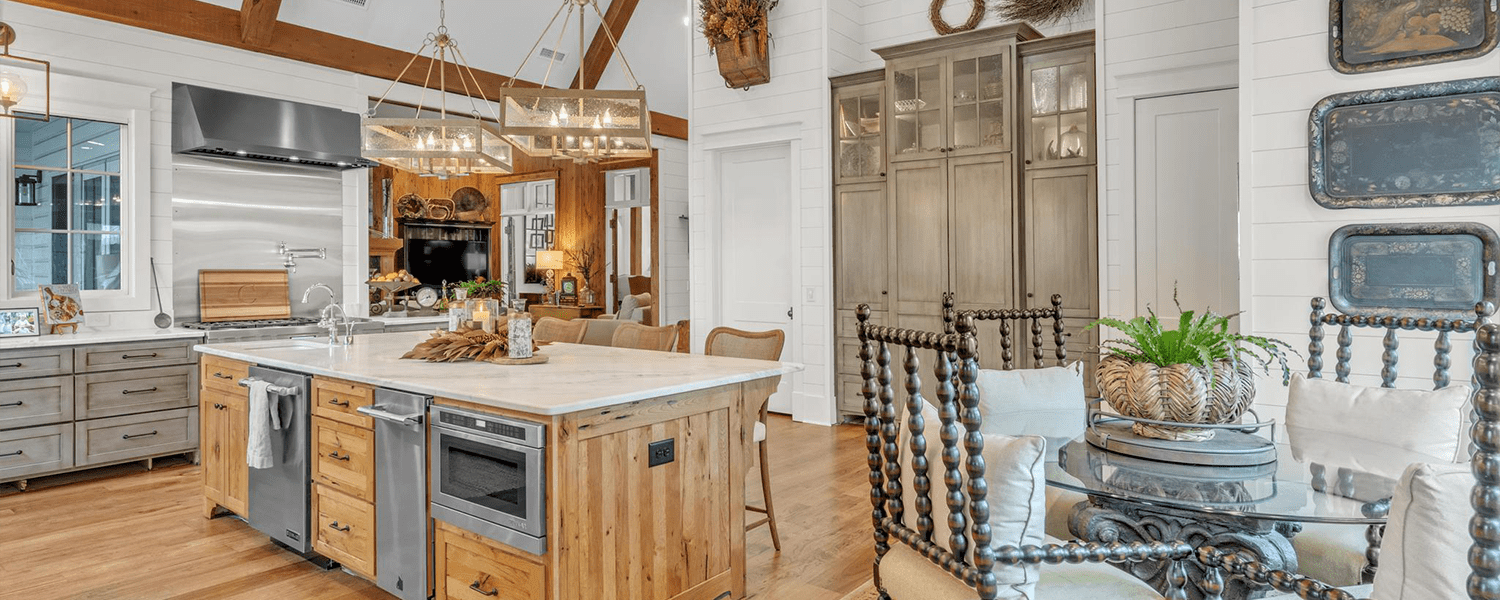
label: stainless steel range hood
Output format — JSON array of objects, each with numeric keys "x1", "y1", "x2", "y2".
[{"x1": 172, "y1": 83, "x2": 375, "y2": 170}]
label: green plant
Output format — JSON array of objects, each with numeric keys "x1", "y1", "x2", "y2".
[
  {"x1": 457, "y1": 277, "x2": 506, "y2": 300},
  {"x1": 1086, "y1": 293, "x2": 1296, "y2": 384}
]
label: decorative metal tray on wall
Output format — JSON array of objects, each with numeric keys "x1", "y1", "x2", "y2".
[
  {"x1": 1329, "y1": 0, "x2": 1498, "y2": 74},
  {"x1": 1309, "y1": 76, "x2": 1500, "y2": 209},
  {"x1": 1329, "y1": 222, "x2": 1500, "y2": 321}
]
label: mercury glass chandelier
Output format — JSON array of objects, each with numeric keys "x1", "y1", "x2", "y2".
[
  {"x1": 361, "y1": 0, "x2": 512, "y2": 178},
  {"x1": 499, "y1": 0, "x2": 652, "y2": 164}
]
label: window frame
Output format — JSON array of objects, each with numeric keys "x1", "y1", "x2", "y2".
[
  {"x1": 12, "y1": 115, "x2": 128, "y2": 293},
  {"x1": 0, "y1": 70, "x2": 153, "y2": 313}
]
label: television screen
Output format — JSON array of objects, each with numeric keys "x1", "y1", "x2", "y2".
[{"x1": 405, "y1": 239, "x2": 488, "y2": 287}]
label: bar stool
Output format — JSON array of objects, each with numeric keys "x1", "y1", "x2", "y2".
[{"x1": 705, "y1": 326, "x2": 786, "y2": 551}]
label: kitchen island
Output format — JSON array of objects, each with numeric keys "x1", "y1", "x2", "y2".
[{"x1": 195, "y1": 331, "x2": 801, "y2": 600}]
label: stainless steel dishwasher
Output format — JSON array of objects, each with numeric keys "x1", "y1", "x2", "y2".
[
  {"x1": 358, "y1": 389, "x2": 430, "y2": 600},
  {"x1": 243, "y1": 365, "x2": 314, "y2": 554}
]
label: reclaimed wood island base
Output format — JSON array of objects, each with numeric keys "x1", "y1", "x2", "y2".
[{"x1": 195, "y1": 332, "x2": 798, "y2": 600}]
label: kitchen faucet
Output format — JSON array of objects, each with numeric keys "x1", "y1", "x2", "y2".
[{"x1": 302, "y1": 283, "x2": 352, "y2": 346}]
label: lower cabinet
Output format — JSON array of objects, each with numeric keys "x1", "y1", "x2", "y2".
[
  {"x1": 311, "y1": 416, "x2": 376, "y2": 503},
  {"x1": 434, "y1": 519, "x2": 547, "y2": 600},
  {"x1": 201, "y1": 387, "x2": 248, "y2": 517},
  {"x1": 313, "y1": 484, "x2": 377, "y2": 580},
  {"x1": 75, "y1": 407, "x2": 197, "y2": 467},
  {"x1": 0, "y1": 424, "x2": 73, "y2": 481}
]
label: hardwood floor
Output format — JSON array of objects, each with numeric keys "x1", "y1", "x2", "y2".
[{"x1": 0, "y1": 416, "x2": 874, "y2": 600}]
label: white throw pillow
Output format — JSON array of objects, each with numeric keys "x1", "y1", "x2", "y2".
[
  {"x1": 975, "y1": 364, "x2": 1088, "y2": 439},
  {"x1": 1286, "y1": 374, "x2": 1472, "y2": 463},
  {"x1": 1372, "y1": 462, "x2": 1474, "y2": 600},
  {"x1": 896, "y1": 401, "x2": 1047, "y2": 599}
]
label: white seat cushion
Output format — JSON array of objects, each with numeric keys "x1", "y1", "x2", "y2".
[
  {"x1": 753, "y1": 420, "x2": 765, "y2": 443},
  {"x1": 1373, "y1": 462, "x2": 1473, "y2": 600},
  {"x1": 1261, "y1": 584, "x2": 1373, "y2": 599},
  {"x1": 1287, "y1": 374, "x2": 1472, "y2": 463},
  {"x1": 1291, "y1": 522, "x2": 1369, "y2": 587},
  {"x1": 879, "y1": 537, "x2": 1162, "y2": 600}
]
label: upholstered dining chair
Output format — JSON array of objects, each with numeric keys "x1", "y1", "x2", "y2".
[
  {"x1": 611, "y1": 322, "x2": 680, "y2": 352},
  {"x1": 705, "y1": 327, "x2": 786, "y2": 551},
  {"x1": 579, "y1": 318, "x2": 626, "y2": 346},
  {"x1": 533, "y1": 316, "x2": 585, "y2": 344}
]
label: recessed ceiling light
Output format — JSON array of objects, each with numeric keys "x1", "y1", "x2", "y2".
[
  {"x1": 235, "y1": 150, "x2": 247, "y2": 156},
  {"x1": 289, "y1": 156, "x2": 300, "y2": 162}
]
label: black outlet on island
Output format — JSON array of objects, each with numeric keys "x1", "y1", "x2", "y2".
[{"x1": 648, "y1": 438, "x2": 675, "y2": 467}]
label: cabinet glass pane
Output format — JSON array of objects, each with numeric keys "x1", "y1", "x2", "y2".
[
  {"x1": 952, "y1": 58, "x2": 977, "y2": 106},
  {"x1": 979, "y1": 55, "x2": 1004, "y2": 101},
  {"x1": 1031, "y1": 115, "x2": 1060, "y2": 160},
  {"x1": 838, "y1": 97, "x2": 861, "y2": 139},
  {"x1": 859, "y1": 95, "x2": 881, "y2": 135},
  {"x1": 918, "y1": 110, "x2": 941, "y2": 153},
  {"x1": 953, "y1": 104, "x2": 979, "y2": 150},
  {"x1": 1058, "y1": 111, "x2": 1089, "y2": 159},
  {"x1": 1060, "y1": 63, "x2": 1090, "y2": 112},
  {"x1": 839, "y1": 139, "x2": 880, "y2": 178},
  {"x1": 980, "y1": 101, "x2": 1005, "y2": 147},
  {"x1": 1031, "y1": 66, "x2": 1058, "y2": 115},
  {"x1": 918, "y1": 65, "x2": 940, "y2": 105}
]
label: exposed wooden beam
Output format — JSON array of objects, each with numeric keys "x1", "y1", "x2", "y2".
[
  {"x1": 13, "y1": 0, "x2": 688, "y2": 140},
  {"x1": 570, "y1": 0, "x2": 640, "y2": 90},
  {"x1": 238, "y1": 0, "x2": 281, "y2": 47}
]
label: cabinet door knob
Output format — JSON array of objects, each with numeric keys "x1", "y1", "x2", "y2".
[
  {"x1": 1027, "y1": 292, "x2": 1035, "y2": 298},
  {"x1": 881, "y1": 290, "x2": 889, "y2": 295},
  {"x1": 878, "y1": 172, "x2": 886, "y2": 177},
  {"x1": 1025, "y1": 159, "x2": 1032, "y2": 165}
]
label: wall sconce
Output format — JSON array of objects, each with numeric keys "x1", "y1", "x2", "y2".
[
  {"x1": 15, "y1": 172, "x2": 40, "y2": 207},
  {"x1": 0, "y1": 23, "x2": 50, "y2": 122}
]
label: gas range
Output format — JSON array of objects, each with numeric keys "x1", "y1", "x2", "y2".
[{"x1": 180, "y1": 317, "x2": 383, "y2": 342}]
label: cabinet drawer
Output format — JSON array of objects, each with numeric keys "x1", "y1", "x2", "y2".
[
  {"x1": 0, "y1": 347, "x2": 72, "y2": 382},
  {"x1": 75, "y1": 365, "x2": 195, "y2": 420},
  {"x1": 313, "y1": 484, "x2": 376, "y2": 579},
  {"x1": 312, "y1": 378, "x2": 374, "y2": 429},
  {"x1": 0, "y1": 424, "x2": 73, "y2": 481},
  {"x1": 311, "y1": 416, "x2": 375, "y2": 503},
  {"x1": 837, "y1": 374, "x2": 866, "y2": 417},
  {"x1": 74, "y1": 408, "x2": 198, "y2": 467},
  {"x1": 76, "y1": 340, "x2": 195, "y2": 373},
  {"x1": 201, "y1": 356, "x2": 250, "y2": 395},
  {"x1": 837, "y1": 336, "x2": 864, "y2": 377},
  {"x1": 0, "y1": 376, "x2": 73, "y2": 430},
  {"x1": 436, "y1": 521, "x2": 546, "y2": 600}
]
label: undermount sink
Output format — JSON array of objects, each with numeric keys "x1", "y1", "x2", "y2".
[{"x1": 247, "y1": 339, "x2": 336, "y2": 350}]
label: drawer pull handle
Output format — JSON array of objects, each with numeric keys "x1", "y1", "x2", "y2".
[
  {"x1": 327, "y1": 398, "x2": 350, "y2": 407},
  {"x1": 0, "y1": 362, "x2": 21, "y2": 369},
  {"x1": 122, "y1": 431, "x2": 159, "y2": 440},
  {"x1": 122, "y1": 387, "x2": 159, "y2": 395},
  {"x1": 327, "y1": 451, "x2": 350, "y2": 461},
  {"x1": 212, "y1": 403, "x2": 224, "y2": 410},
  {"x1": 0, "y1": 450, "x2": 21, "y2": 457},
  {"x1": 328, "y1": 522, "x2": 350, "y2": 533},
  {"x1": 0, "y1": 401, "x2": 21, "y2": 408},
  {"x1": 121, "y1": 353, "x2": 159, "y2": 360},
  {"x1": 469, "y1": 579, "x2": 499, "y2": 597},
  {"x1": 213, "y1": 372, "x2": 233, "y2": 380}
]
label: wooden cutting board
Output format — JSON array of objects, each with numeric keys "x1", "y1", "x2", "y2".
[{"x1": 198, "y1": 269, "x2": 291, "y2": 322}]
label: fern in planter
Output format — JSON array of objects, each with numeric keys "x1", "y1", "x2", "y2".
[{"x1": 1087, "y1": 306, "x2": 1295, "y2": 386}]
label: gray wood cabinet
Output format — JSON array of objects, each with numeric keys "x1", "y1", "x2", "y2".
[{"x1": 833, "y1": 25, "x2": 1100, "y2": 417}]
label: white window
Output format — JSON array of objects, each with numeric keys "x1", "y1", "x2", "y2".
[{"x1": 12, "y1": 114, "x2": 126, "y2": 292}]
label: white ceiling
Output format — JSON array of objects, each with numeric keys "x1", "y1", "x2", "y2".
[{"x1": 199, "y1": 0, "x2": 690, "y2": 116}]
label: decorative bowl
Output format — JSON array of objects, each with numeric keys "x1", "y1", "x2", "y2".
[{"x1": 1095, "y1": 355, "x2": 1257, "y2": 442}]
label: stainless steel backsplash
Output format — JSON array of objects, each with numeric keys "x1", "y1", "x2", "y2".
[{"x1": 172, "y1": 156, "x2": 345, "y2": 320}]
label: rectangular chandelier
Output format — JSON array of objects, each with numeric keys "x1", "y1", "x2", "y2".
[
  {"x1": 361, "y1": 117, "x2": 513, "y2": 177},
  {"x1": 499, "y1": 88, "x2": 652, "y2": 162}
]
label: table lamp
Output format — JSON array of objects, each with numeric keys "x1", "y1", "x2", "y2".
[{"x1": 536, "y1": 250, "x2": 565, "y2": 302}]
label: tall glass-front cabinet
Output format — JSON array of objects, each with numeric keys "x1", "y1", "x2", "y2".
[{"x1": 832, "y1": 26, "x2": 1099, "y2": 418}]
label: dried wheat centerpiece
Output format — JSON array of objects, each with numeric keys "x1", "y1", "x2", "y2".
[
  {"x1": 402, "y1": 325, "x2": 547, "y2": 365},
  {"x1": 1088, "y1": 298, "x2": 1293, "y2": 442}
]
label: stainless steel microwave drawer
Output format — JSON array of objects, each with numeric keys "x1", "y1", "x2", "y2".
[
  {"x1": 74, "y1": 408, "x2": 198, "y2": 467},
  {"x1": 74, "y1": 365, "x2": 195, "y2": 420},
  {"x1": 0, "y1": 347, "x2": 73, "y2": 382},
  {"x1": 74, "y1": 340, "x2": 195, "y2": 373},
  {"x1": 0, "y1": 424, "x2": 73, "y2": 482},
  {"x1": 0, "y1": 376, "x2": 74, "y2": 430}
]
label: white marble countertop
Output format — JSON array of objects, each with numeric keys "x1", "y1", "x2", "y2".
[
  {"x1": 195, "y1": 331, "x2": 802, "y2": 416},
  {"x1": 366, "y1": 315, "x2": 449, "y2": 326},
  {"x1": 0, "y1": 326, "x2": 204, "y2": 350}
]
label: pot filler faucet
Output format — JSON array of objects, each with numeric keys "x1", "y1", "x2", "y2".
[{"x1": 302, "y1": 283, "x2": 352, "y2": 346}]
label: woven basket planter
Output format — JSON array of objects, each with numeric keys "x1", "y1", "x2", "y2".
[
  {"x1": 1095, "y1": 355, "x2": 1257, "y2": 441},
  {"x1": 714, "y1": 31, "x2": 771, "y2": 89}
]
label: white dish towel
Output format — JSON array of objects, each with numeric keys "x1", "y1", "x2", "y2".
[{"x1": 246, "y1": 380, "x2": 282, "y2": 469}]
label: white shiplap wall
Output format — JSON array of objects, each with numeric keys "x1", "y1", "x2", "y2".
[
  {"x1": 690, "y1": 1, "x2": 1094, "y2": 425},
  {"x1": 656, "y1": 135, "x2": 690, "y2": 324},
  {"x1": 1244, "y1": 0, "x2": 1500, "y2": 419}
]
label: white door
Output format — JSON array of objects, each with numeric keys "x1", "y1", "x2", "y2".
[
  {"x1": 1135, "y1": 89, "x2": 1239, "y2": 321},
  {"x1": 718, "y1": 143, "x2": 795, "y2": 414}
]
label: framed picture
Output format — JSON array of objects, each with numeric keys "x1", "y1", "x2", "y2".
[
  {"x1": 0, "y1": 308, "x2": 40, "y2": 338},
  {"x1": 39, "y1": 284, "x2": 85, "y2": 332},
  {"x1": 1331, "y1": 0, "x2": 1498, "y2": 74},
  {"x1": 1309, "y1": 76, "x2": 1500, "y2": 209}
]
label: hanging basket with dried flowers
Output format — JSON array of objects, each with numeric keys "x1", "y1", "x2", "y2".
[
  {"x1": 929, "y1": 0, "x2": 986, "y2": 35},
  {"x1": 700, "y1": 0, "x2": 778, "y2": 88},
  {"x1": 992, "y1": 0, "x2": 1087, "y2": 24}
]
